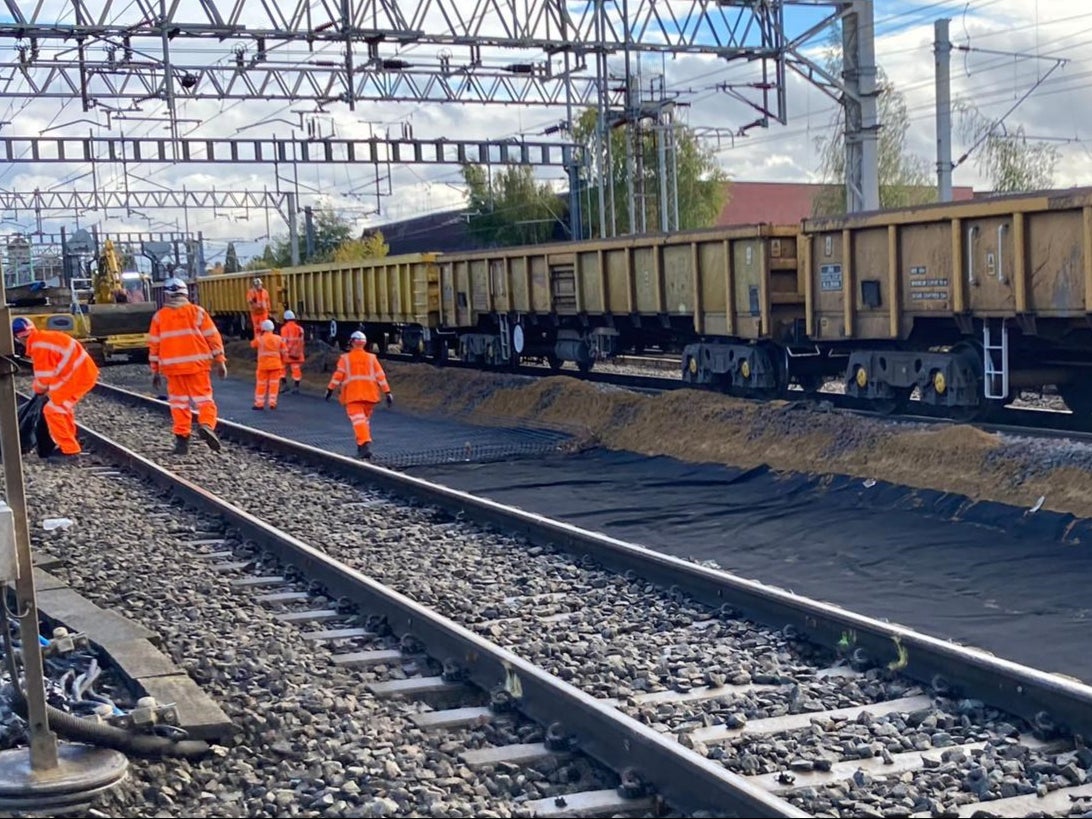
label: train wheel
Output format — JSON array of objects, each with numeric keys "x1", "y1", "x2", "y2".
[
  {"x1": 547, "y1": 354, "x2": 563, "y2": 372},
  {"x1": 577, "y1": 359, "x2": 594, "y2": 374}
]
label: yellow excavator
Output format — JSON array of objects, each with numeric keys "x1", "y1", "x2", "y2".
[{"x1": 8, "y1": 238, "x2": 154, "y2": 364}]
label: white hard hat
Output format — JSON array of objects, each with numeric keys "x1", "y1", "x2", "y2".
[
  {"x1": 164, "y1": 277, "x2": 188, "y2": 296},
  {"x1": 283, "y1": 310, "x2": 296, "y2": 321},
  {"x1": 350, "y1": 330, "x2": 367, "y2": 345},
  {"x1": 260, "y1": 319, "x2": 274, "y2": 332},
  {"x1": 253, "y1": 277, "x2": 263, "y2": 286}
]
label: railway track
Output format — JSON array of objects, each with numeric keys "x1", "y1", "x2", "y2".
[{"x1": 38, "y1": 381, "x2": 1092, "y2": 817}]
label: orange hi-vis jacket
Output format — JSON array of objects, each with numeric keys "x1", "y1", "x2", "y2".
[
  {"x1": 328, "y1": 348, "x2": 390, "y2": 405},
  {"x1": 247, "y1": 287, "x2": 271, "y2": 314},
  {"x1": 281, "y1": 320, "x2": 305, "y2": 363},
  {"x1": 149, "y1": 302, "x2": 226, "y2": 375},
  {"x1": 24, "y1": 328, "x2": 99, "y2": 397},
  {"x1": 251, "y1": 332, "x2": 288, "y2": 371}
]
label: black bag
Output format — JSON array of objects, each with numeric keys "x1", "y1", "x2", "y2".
[{"x1": 0, "y1": 394, "x2": 55, "y2": 461}]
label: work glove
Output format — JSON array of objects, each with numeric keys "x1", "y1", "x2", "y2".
[
  {"x1": 33, "y1": 385, "x2": 46, "y2": 396},
  {"x1": 386, "y1": 393, "x2": 393, "y2": 408},
  {"x1": 324, "y1": 389, "x2": 333, "y2": 401},
  {"x1": 151, "y1": 373, "x2": 162, "y2": 391},
  {"x1": 216, "y1": 360, "x2": 228, "y2": 379}
]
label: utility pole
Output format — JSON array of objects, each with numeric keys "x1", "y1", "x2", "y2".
[
  {"x1": 304, "y1": 206, "x2": 315, "y2": 263},
  {"x1": 935, "y1": 18, "x2": 954, "y2": 202},
  {"x1": 286, "y1": 194, "x2": 300, "y2": 266},
  {"x1": 843, "y1": 0, "x2": 880, "y2": 213}
]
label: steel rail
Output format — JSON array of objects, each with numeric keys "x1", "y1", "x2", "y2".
[
  {"x1": 74, "y1": 388, "x2": 804, "y2": 819},
  {"x1": 93, "y1": 381, "x2": 1092, "y2": 749}
]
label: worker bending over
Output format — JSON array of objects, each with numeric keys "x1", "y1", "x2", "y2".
[
  {"x1": 251, "y1": 319, "x2": 288, "y2": 410},
  {"x1": 148, "y1": 277, "x2": 227, "y2": 455},
  {"x1": 246, "y1": 277, "x2": 271, "y2": 339},
  {"x1": 11, "y1": 318, "x2": 99, "y2": 459},
  {"x1": 325, "y1": 331, "x2": 392, "y2": 460},
  {"x1": 280, "y1": 310, "x2": 305, "y2": 393}
]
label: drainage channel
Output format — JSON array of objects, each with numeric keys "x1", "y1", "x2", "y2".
[
  {"x1": 80, "y1": 382, "x2": 1092, "y2": 817},
  {"x1": 73, "y1": 413, "x2": 803, "y2": 818}
]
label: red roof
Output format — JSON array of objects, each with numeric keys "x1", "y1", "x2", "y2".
[{"x1": 716, "y1": 181, "x2": 976, "y2": 226}]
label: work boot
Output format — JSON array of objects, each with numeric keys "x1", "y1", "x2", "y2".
[
  {"x1": 356, "y1": 442, "x2": 373, "y2": 460},
  {"x1": 198, "y1": 424, "x2": 222, "y2": 453},
  {"x1": 173, "y1": 434, "x2": 189, "y2": 455},
  {"x1": 269, "y1": 404, "x2": 277, "y2": 411},
  {"x1": 252, "y1": 405, "x2": 264, "y2": 411},
  {"x1": 292, "y1": 381, "x2": 300, "y2": 394}
]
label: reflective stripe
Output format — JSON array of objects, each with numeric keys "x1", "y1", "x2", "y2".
[
  {"x1": 158, "y1": 328, "x2": 202, "y2": 340},
  {"x1": 159, "y1": 352, "x2": 214, "y2": 366}
]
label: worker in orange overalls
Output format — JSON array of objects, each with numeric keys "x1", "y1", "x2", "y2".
[
  {"x1": 325, "y1": 331, "x2": 393, "y2": 460},
  {"x1": 246, "y1": 277, "x2": 271, "y2": 339},
  {"x1": 11, "y1": 317, "x2": 99, "y2": 459},
  {"x1": 250, "y1": 319, "x2": 288, "y2": 411},
  {"x1": 149, "y1": 277, "x2": 228, "y2": 455},
  {"x1": 280, "y1": 310, "x2": 305, "y2": 394}
]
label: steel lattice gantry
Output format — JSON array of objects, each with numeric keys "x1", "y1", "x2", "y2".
[{"x1": 0, "y1": 0, "x2": 788, "y2": 109}]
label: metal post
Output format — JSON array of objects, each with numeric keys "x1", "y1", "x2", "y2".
[
  {"x1": 657, "y1": 119, "x2": 669, "y2": 233},
  {"x1": 286, "y1": 194, "x2": 300, "y2": 267},
  {"x1": 304, "y1": 206, "x2": 315, "y2": 263},
  {"x1": 843, "y1": 0, "x2": 880, "y2": 213},
  {"x1": 158, "y1": 0, "x2": 180, "y2": 160},
  {"x1": 0, "y1": 281, "x2": 59, "y2": 772},
  {"x1": 935, "y1": 17, "x2": 953, "y2": 203}
]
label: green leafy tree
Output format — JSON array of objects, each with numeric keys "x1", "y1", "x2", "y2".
[
  {"x1": 955, "y1": 102, "x2": 1058, "y2": 193},
  {"x1": 574, "y1": 107, "x2": 728, "y2": 236},
  {"x1": 224, "y1": 242, "x2": 240, "y2": 273},
  {"x1": 245, "y1": 206, "x2": 357, "y2": 268},
  {"x1": 812, "y1": 32, "x2": 934, "y2": 216},
  {"x1": 460, "y1": 165, "x2": 566, "y2": 247},
  {"x1": 332, "y1": 230, "x2": 390, "y2": 262}
]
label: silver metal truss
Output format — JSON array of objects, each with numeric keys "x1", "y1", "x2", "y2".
[
  {"x1": 0, "y1": 0, "x2": 785, "y2": 55},
  {"x1": 1, "y1": 59, "x2": 621, "y2": 108},
  {"x1": 0, "y1": 188, "x2": 291, "y2": 212},
  {"x1": 0, "y1": 135, "x2": 574, "y2": 166}
]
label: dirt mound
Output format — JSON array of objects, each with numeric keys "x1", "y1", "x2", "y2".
[{"x1": 378, "y1": 362, "x2": 1092, "y2": 518}]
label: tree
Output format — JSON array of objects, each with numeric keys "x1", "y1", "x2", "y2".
[
  {"x1": 332, "y1": 230, "x2": 390, "y2": 262},
  {"x1": 244, "y1": 206, "x2": 357, "y2": 268},
  {"x1": 955, "y1": 102, "x2": 1059, "y2": 193},
  {"x1": 812, "y1": 32, "x2": 934, "y2": 216},
  {"x1": 574, "y1": 107, "x2": 728, "y2": 236},
  {"x1": 224, "y1": 242, "x2": 240, "y2": 273},
  {"x1": 460, "y1": 164, "x2": 566, "y2": 247}
]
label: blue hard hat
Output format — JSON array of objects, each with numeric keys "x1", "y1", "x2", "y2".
[{"x1": 11, "y1": 317, "x2": 32, "y2": 337}]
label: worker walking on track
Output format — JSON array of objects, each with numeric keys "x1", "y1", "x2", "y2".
[
  {"x1": 148, "y1": 277, "x2": 227, "y2": 455},
  {"x1": 325, "y1": 331, "x2": 393, "y2": 460},
  {"x1": 11, "y1": 318, "x2": 99, "y2": 459},
  {"x1": 251, "y1": 319, "x2": 288, "y2": 411},
  {"x1": 280, "y1": 310, "x2": 305, "y2": 393},
  {"x1": 246, "y1": 277, "x2": 271, "y2": 339}
]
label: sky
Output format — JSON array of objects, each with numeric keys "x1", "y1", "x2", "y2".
[{"x1": 0, "y1": 0, "x2": 1089, "y2": 267}]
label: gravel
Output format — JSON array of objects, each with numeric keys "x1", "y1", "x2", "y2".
[
  {"x1": 18, "y1": 381, "x2": 1079, "y2": 817},
  {"x1": 3, "y1": 461, "x2": 627, "y2": 818}
]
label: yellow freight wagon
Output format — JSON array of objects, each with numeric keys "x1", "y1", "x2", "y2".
[
  {"x1": 436, "y1": 225, "x2": 807, "y2": 377},
  {"x1": 802, "y1": 187, "x2": 1092, "y2": 414}
]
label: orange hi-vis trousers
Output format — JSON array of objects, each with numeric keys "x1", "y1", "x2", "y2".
[
  {"x1": 345, "y1": 400, "x2": 377, "y2": 445},
  {"x1": 42, "y1": 389, "x2": 90, "y2": 455},
  {"x1": 287, "y1": 362, "x2": 303, "y2": 382},
  {"x1": 255, "y1": 368, "x2": 285, "y2": 408},
  {"x1": 166, "y1": 371, "x2": 217, "y2": 437}
]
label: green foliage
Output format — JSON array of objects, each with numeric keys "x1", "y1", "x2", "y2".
[
  {"x1": 460, "y1": 165, "x2": 566, "y2": 247},
  {"x1": 224, "y1": 242, "x2": 240, "y2": 273},
  {"x1": 245, "y1": 206, "x2": 357, "y2": 268},
  {"x1": 955, "y1": 102, "x2": 1058, "y2": 193},
  {"x1": 573, "y1": 107, "x2": 728, "y2": 236},
  {"x1": 332, "y1": 230, "x2": 390, "y2": 262},
  {"x1": 812, "y1": 31, "x2": 935, "y2": 216}
]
